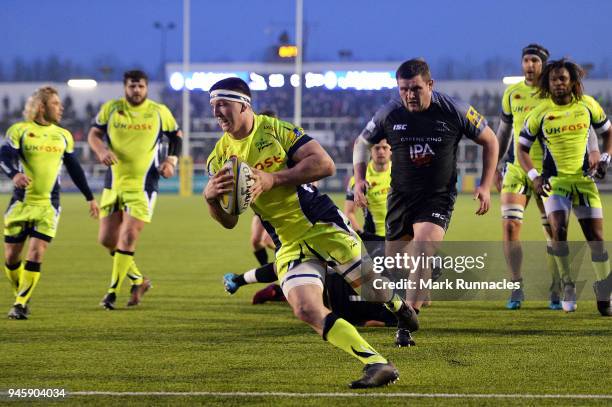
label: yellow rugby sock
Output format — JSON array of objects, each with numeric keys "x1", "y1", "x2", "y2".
[
  {"x1": 15, "y1": 261, "x2": 41, "y2": 306},
  {"x1": 591, "y1": 251, "x2": 611, "y2": 281},
  {"x1": 384, "y1": 293, "x2": 404, "y2": 313},
  {"x1": 553, "y1": 252, "x2": 572, "y2": 285},
  {"x1": 126, "y1": 259, "x2": 144, "y2": 286},
  {"x1": 545, "y1": 246, "x2": 561, "y2": 290},
  {"x1": 322, "y1": 313, "x2": 387, "y2": 365},
  {"x1": 4, "y1": 261, "x2": 22, "y2": 296},
  {"x1": 107, "y1": 251, "x2": 134, "y2": 294}
]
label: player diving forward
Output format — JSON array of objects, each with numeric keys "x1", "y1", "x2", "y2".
[
  {"x1": 223, "y1": 139, "x2": 396, "y2": 327},
  {"x1": 204, "y1": 77, "x2": 418, "y2": 388}
]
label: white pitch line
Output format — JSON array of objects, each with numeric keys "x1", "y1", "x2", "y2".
[{"x1": 63, "y1": 391, "x2": 612, "y2": 399}]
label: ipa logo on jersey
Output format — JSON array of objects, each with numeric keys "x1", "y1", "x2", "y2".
[{"x1": 409, "y1": 143, "x2": 435, "y2": 166}]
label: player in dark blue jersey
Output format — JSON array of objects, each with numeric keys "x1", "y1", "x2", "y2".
[{"x1": 352, "y1": 59, "x2": 498, "y2": 316}]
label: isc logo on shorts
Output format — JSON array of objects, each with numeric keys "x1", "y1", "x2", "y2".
[{"x1": 431, "y1": 212, "x2": 447, "y2": 221}]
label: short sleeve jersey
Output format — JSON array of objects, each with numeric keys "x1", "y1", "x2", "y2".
[
  {"x1": 361, "y1": 91, "x2": 486, "y2": 195},
  {"x1": 207, "y1": 114, "x2": 338, "y2": 247},
  {"x1": 93, "y1": 98, "x2": 179, "y2": 191},
  {"x1": 5, "y1": 121, "x2": 73, "y2": 206},
  {"x1": 520, "y1": 95, "x2": 611, "y2": 177},
  {"x1": 346, "y1": 161, "x2": 391, "y2": 236},
  {"x1": 500, "y1": 81, "x2": 544, "y2": 170}
]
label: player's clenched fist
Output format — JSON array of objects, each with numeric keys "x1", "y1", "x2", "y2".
[
  {"x1": 353, "y1": 179, "x2": 369, "y2": 209},
  {"x1": 96, "y1": 149, "x2": 118, "y2": 166},
  {"x1": 204, "y1": 167, "x2": 234, "y2": 203},
  {"x1": 12, "y1": 173, "x2": 31, "y2": 189},
  {"x1": 249, "y1": 167, "x2": 274, "y2": 201}
]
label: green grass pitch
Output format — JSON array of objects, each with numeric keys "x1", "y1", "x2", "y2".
[{"x1": 0, "y1": 193, "x2": 611, "y2": 406}]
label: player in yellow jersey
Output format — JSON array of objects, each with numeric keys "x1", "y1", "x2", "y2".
[
  {"x1": 496, "y1": 45, "x2": 600, "y2": 310},
  {"x1": 204, "y1": 77, "x2": 418, "y2": 388},
  {"x1": 249, "y1": 110, "x2": 277, "y2": 267},
  {"x1": 518, "y1": 59, "x2": 612, "y2": 316},
  {"x1": 87, "y1": 70, "x2": 182, "y2": 310},
  {"x1": 1, "y1": 86, "x2": 99, "y2": 319},
  {"x1": 345, "y1": 139, "x2": 391, "y2": 245}
]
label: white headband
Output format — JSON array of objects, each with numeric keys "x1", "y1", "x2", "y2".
[{"x1": 209, "y1": 89, "x2": 251, "y2": 106}]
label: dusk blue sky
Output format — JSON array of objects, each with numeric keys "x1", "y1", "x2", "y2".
[{"x1": 2, "y1": 0, "x2": 611, "y2": 77}]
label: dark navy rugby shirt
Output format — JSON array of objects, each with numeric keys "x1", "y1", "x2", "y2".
[{"x1": 360, "y1": 91, "x2": 487, "y2": 195}]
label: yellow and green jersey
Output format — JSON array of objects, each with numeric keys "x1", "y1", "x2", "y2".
[
  {"x1": 520, "y1": 95, "x2": 611, "y2": 177},
  {"x1": 4, "y1": 121, "x2": 73, "y2": 206},
  {"x1": 93, "y1": 98, "x2": 179, "y2": 192},
  {"x1": 501, "y1": 81, "x2": 544, "y2": 171},
  {"x1": 346, "y1": 161, "x2": 391, "y2": 237},
  {"x1": 207, "y1": 114, "x2": 341, "y2": 248}
]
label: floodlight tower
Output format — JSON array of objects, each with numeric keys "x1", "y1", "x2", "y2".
[
  {"x1": 293, "y1": 0, "x2": 303, "y2": 126},
  {"x1": 153, "y1": 21, "x2": 176, "y2": 81}
]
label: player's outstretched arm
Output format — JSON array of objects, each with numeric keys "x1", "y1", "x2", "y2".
[
  {"x1": 344, "y1": 199, "x2": 362, "y2": 234},
  {"x1": 517, "y1": 129, "x2": 549, "y2": 197},
  {"x1": 160, "y1": 130, "x2": 183, "y2": 178},
  {"x1": 494, "y1": 120, "x2": 512, "y2": 192},
  {"x1": 0, "y1": 143, "x2": 30, "y2": 188},
  {"x1": 87, "y1": 127, "x2": 117, "y2": 166},
  {"x1": 472, "y1": 126, "x2": 498, "y2": 215},
  {"x1": 352, "y1": 135, "x2": 372, "y2": 208},
  {"x1": 251, "y1": 139, "x2": 334, "y2": 197},
  {"x1": 586, "y1": 127, "x2": 601, "y2": 175},
  {"x1": 63, "y1": 152, "x2": 99, "y2": 218},
  {"x1": 594, "y1": 127, "x2": 612, "y2": 179},
  {"x1": 204, "y1": 167, "x2": 239, "y2": 229}
]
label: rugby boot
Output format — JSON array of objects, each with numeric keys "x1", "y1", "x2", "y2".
[
  {"x1": 252, "y1": 284, "x2": 286, "y2": 305},
  {"x1": 506, "y1": 284, "x2": 524, "y2": 310},
  {"x1": 127, "y1": 277, "x2": 152, "y2": 307},
  {"x1": 394, "y1": 300, "x2": 419, "y2": 347},
  {"x1": 593, "y1": 273, "x2": 612, "y2": 316},
  {"x1": 100, "y1": 292, "x2": 116, "y2": 310},
  {"x1": 561, "y1": 283, "x2": 577, "y2": 312},
  {"x1": 223, "y1": 273, "x2": 240, "y2": 294},
  {"x1": 7, "y1": 304, "x2": 28, "y2": 320},
  {"x1": 349, "y1": 362, "x2": 399, "y2": 389}
]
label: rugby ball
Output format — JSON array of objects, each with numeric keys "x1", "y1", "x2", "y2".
[{"x1": 219, "y1": 156, "x2": 255, "y2": 215}]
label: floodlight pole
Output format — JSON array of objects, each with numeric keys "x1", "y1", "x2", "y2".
[
  {"x1": 179, "y1": 0, "x2": 193, "y2": 197},
  {"x1": 182, "y1": 0, "x2": 190, "y2": 156},
  {"x1": 293, "y1": 0, "x2": 303, "y2": 126}
]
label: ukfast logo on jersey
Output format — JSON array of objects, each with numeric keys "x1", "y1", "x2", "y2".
[
  {"x1": 24, "y1": 144, "x2": 64, "y2": 153},
  {"x1": 112, "y1": 122, "x2": 153, "y2": 131},
  {"x1": 545, "y1": 122, "x2": 589, "y2": 135},
  {"x1": 512, "y1": 105, "x2": 535, "y2": 114},
  {"x1": 409, "y1": 143, "x2": 435, "y2": 166}
]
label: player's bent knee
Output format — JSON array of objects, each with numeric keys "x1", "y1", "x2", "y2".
[
  {"x1": 4, "y1": 250, "x2": 21, "y2": 265},
  {"x1": 503, "y1": 219, "x2": 522, "y2": 239},
  {"x1": 552, "y1": 225, "x2": 569, "y2": 241},
  {"x1": 27, "y1": 243, "x2": 48, "y2": 263},
  {"x1": 292, "y1": 303, "x2": 325, "y2": 325},
  {"x1": 98, "y1": 234, "x2": 116, "y2": 249},
  {"x1": 119, "y1": 228, "x2": 141, "y2": 248},
  {"x1": 251, "y1": 239, "x2": 264, "y2": 250}
]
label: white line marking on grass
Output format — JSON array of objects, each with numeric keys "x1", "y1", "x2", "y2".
[{"x1": 66, "y1": 391, "x2": 612, "y2": 399}]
